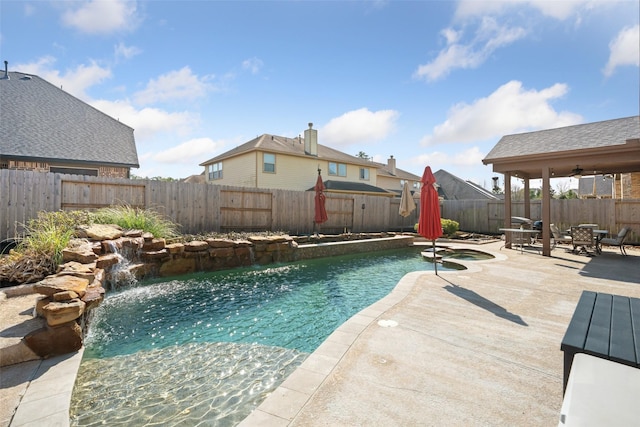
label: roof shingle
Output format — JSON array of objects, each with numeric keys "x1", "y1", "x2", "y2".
[{"x1": 0, "y1": 71, "x2": 139, "y2": 168}]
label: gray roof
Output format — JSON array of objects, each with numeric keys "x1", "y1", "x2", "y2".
[
  {"x1": 201, "y1": 133, "x2": 375, "y2": 167},
  {"x1": 484, "y1": 116, "x2": 639, "y2": 161},
  {"x1": 0, "y1": 71, "x2": 139, "y2": 168},
  {"x1": 578, "y1": 175, "x2": 613, "y2": 197},
  {"x1": 308, "y1": 180, "x2": 393, "y2": 195},
  {"x1": 434, "y1": 169, "x2": 499, "y2": 200},
  {"x1": 373, "y1": 162, "x2": 421, "y2": 181}
]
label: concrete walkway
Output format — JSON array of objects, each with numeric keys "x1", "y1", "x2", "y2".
[
  {"x1": 2, "y1": 241, "x2": 639, "y2": 426},
  {"x1": 241, "y1": 241, "x2": 640, "y2": 426}
]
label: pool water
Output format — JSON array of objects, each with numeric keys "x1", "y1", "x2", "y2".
[{"x1": 70, "y1": 247, "x2": 459, "y2": 426}]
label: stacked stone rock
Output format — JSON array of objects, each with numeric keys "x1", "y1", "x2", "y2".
[{"x1": 15, "y1": 225, "x2": 303, "y2": 359}]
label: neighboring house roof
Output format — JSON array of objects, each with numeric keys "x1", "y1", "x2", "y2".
[
  {"x1": 0, "y1": 71, "x2": 139, "y2": 168},
  {"x1": 578, "y1": 175, "x2": 613, "y2": 197},
  {"x1": 307, "y1": 180, "x2": 393, "y2": 196},
  {"x1": 374, "y1": 162, "x2": 421, "y2": 181},
  {"x1": 434, "y1": 169, "x2": 499, "y2": 200},
  {"x1": 200, "y1": 133, "x2": 374, "y2": 168},
  {"x1": 182, "y1": 173, "x2": 206, "y2": 184}
]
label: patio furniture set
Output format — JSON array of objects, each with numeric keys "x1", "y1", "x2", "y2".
[{"x1": 502, "y1": 218, "x2": 631, "y2": 256}]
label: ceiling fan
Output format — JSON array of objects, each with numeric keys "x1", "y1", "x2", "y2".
[{"x1": 571, "y1": 165, "x2": 583, "y2": 178}]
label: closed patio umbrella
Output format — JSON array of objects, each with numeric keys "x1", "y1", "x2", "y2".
[
  {"x1": 399, "y1": 181, "x2": 416, "y2": 232},
  {"x1": 418, "y1": 166, "x2": 442, "y2": 274},
  {"x1": 314, "y1": 169, "x2": 328, "y2": 233}
]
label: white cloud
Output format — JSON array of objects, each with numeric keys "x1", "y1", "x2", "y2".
[
  {"x1": 421, "y1": 80, "x2": 583, "y2": 145},
  {"x1": 153, "y1": 138, "x2": 223, "y2": 164},
  {"x1": 115, "y1": 42, "x2": 142, "y2": 61},
  {"x1": 413, "y1": 146, "x2": 484, "y2": 169},
  {"x1": 455, "y1": 0, "x2": 589, "y2": 21},
  {"x1": 414, "y1": 17, "x2": 526, "y2": 81},
  {"x1": 15, "y1": 56, "x2": 111, "y2": 100},
  {"x1": 91, "y1": 99, "x2": 199, "y2": 141},
  {"x1": 603, "y1": 25, "x2": 640, "y2": 77},
  {"x1": 133, "y1": 66, "x2": 216, "y2": 105},
  {"x1": 321, "y1": 108, "x2": 399, "y2": 147},
  {"x1": 61, "y1": 0, "x2": 140, "y2": 35},
  {"x1": 242, "y1": 57, "x2": 264, "y2": 74}
]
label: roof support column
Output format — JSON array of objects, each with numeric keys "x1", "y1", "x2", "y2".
[
  {"x1": 504, "y1": 173, "x2": 512, "y2": 249},
  {"x1": 523, "y1": 178, "x2": 531, "y2": 220},
  {"x1": 541, "y1": 167, "x2": 551, "y2": 256}
]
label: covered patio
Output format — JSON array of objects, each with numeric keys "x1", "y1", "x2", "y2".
[{"x1": 482, "y1": 116, "x2": 640, "y2": 256}]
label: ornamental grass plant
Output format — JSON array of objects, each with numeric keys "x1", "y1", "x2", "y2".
[{"x1": 0, "y1": 206, "x2": 180, "y2": 285}]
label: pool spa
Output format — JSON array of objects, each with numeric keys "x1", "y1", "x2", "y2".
[{"x1": 70, "y1": 246, "x2": 485, "y2": 426}]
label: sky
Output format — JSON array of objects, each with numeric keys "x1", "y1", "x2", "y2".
[{"x1": 1, "y1": 0, "x2": 639, "y2": 192}]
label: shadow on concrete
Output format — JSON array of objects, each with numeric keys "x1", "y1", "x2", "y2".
[
  {"x1": 442, "y1": 279, "x2": 528, "y2": 326},
  {"x1": 580, "y1": 251, "x2": 639, "y2": 284}
]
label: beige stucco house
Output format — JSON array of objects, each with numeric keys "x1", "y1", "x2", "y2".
[{"x1": 199, "y1": 123, "x2": 420, "y2": 197}]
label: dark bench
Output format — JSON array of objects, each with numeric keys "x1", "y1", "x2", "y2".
[{"x1": 560, "y1": 290, "x2": 640, "y2": 393}]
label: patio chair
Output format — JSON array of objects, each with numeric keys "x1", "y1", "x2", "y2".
[
  {"x1": 600, "y1": 227, "x2": 631, "y2": 256},
  {"x1": 570, "y1": 226, "x2": 595, "y2": 255},
  {"x1": 550, "y1": 224, "x2": 572, "y2": 249}
]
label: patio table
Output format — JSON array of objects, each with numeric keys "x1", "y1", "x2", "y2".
[{"x1": 498, "y1": 228, "x2": 540, "y2": 254}]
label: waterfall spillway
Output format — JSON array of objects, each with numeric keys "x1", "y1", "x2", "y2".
[{"x1": 103, "y1": 241, "x2": 138, "y2": 290}]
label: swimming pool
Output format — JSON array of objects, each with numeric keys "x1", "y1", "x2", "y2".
[{"x1": 70, "y1": 247, "x2": 460, "y2": 426}]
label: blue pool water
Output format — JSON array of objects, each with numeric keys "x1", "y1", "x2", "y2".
[{"x1": 71, "y1": 247, "x2": 461, "y2": 426}]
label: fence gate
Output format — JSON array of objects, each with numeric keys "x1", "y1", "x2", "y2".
[
  {"x1": 61, "y1": 180, "x2": 146, "y2": 210},
  {"x1": 219, "y1": 189, "x2": 273, "y2": 231}
]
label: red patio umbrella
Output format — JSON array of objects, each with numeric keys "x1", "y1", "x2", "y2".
[
  {"x1": 418, "y1": 166, "x2": 442, "y2": 274},
  {"x1": 314, "y1": 170, "x2": 328, "y2": 232}
]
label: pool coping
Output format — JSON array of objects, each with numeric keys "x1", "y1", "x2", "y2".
[{"x1": 8, "y1": 349, "x2": 83, "y2": 427}]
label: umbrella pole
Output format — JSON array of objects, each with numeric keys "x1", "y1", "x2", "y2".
[{"x1": 433, "y1": 240, "x2": 438, "y2": 275}]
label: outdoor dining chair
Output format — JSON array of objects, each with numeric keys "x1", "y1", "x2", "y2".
[
  {"x1": 570, "y1": 226, "x2": 595, "y2": 255},
  {"x1": 550, "y1": 224, "x2": 572, "y2": 249},
  {"x1": 600, "y1": 227, "x2": 631, "y2": 256}
]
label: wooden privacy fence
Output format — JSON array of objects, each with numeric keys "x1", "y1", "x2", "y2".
[
  {"x1": 441, "y1": 198, "x2": 640, "y2": 244},
  {"x1": 0, "y1": 170, "x2": 419, "y2": 241},
  {"x1": 1, "y1": 170, "x2": 638, "y2": 243}
]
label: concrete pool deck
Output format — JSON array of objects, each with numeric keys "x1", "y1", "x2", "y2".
[
  {"x1": 1, "y1": 240, "x2": 639, "y2": 426},
  {"x1": 240, "y1": 240, "x2": 640, "y2": 426}
]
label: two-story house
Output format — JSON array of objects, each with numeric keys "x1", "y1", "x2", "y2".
[
  {"x1": 200, "y1": 123, "x2": 421, "y2": 197},
  {"x1": 0, "y1": 62, "x2": 139, "y2": 178}
]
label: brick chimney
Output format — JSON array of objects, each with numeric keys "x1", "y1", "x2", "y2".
[
  {"x1": 304, "y1": 123, "x2": 318, "y2": 156},
  {"x1": 387, "y1": 155, "x2": 396, "y2": 176}
]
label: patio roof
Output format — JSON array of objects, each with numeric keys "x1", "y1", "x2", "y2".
[{"x1": 482, "y1": 116, "x2": 640, "y2": 179}]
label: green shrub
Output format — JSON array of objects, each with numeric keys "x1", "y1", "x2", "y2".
[
  {"x1": 441, "y1": 219, "x2": 459, "y2": 236},
  {"x1": 19, "y1": 210, "x2": 91, "y2": 265},
  {"x1": 413, "y1": 218, "x2": 459, "y2": 237}
]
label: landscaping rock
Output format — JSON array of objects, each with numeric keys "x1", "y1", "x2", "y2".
[
  {"x1": 33, "y1": 275, "x2": 90, "y2": 298},
  {"x1": 96, "y1": 253, "x2": 121, "y2": 269},
  {"x1": 41, "y1": 299, "x2": 85, "y2": 326},
  {"x1": 24, "y1": 321, "x2": 83, "y2": 357},
  {"x1": 62, "y1": 245, "x2": 99, "y2": 264},
  {"x1": 184, "y1": 241, "x2": 209, "y2": 252},
  {"x1": 76, "y1": 224, "x2": 124, "y2": 241}
]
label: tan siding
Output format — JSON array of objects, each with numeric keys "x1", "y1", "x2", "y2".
[
  {"x1": 208, "y1": 153, "x2": 257, "y2": 187},
  {"x1": 257, "y1": 154, "x2": 321, "y2": 190}
]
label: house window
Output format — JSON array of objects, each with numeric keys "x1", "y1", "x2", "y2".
[
  {"x1": 209, "y1": 162, "x2": 222, "y2": 180},
  {"x1": 263, "y1": 153, "x2": 276, "y2": 173},
  {"x1": 329, "y1": 162, "x2": 347, "y2": 177},
  {"x1": 359, "y1": 167, "x2": 369, "y2": 180}
]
